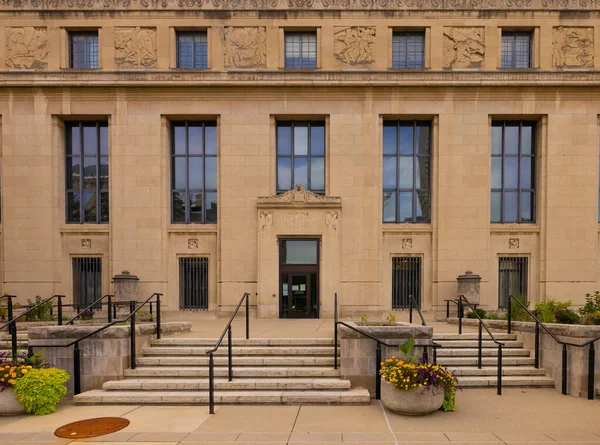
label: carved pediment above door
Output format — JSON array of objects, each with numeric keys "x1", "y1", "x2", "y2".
[{"x1": 257, "y1": 185, "x2": 342, "y2": 209}]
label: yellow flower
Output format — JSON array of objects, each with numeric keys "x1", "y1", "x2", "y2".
[
  {"x1": 21, "y1": 369, "x2": 27, "y2": 374},
  {"x1": 8, "y1": 379, "x2": 14, "y2": 385}
]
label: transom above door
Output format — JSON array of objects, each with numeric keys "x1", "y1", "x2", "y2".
[{"x1": 279, "y1": 239, "x2": 319, "y2": 319}]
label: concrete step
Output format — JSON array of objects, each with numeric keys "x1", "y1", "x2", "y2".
[
  {"x1": 142, "y1": 346, "x2": 336, "y2": 356},
  {"x1": 436, "y1": 348, "x2": 530, "y2": 357},
  {"x1": 74, "y1": 388, "x2": 370, "y2": 405},
  {"x1": 433, "y1": 333, "x2": 517, "y2": 341},
  {"x1": 447, "y1": 366, "x2": 547, "y2": 377},
  {"x1": 125, "y1": 366, "x2": 342, "y2": 378},
  {"x1": 103, "y1": 378, "x2": 352, "y2": 391},
  {"x1": 136, "y1": 356, "x2": 335, "y2": 367},
  {"x1": 432, "y1": 340, "x2": 523, "y2": 348},
  {"x1": 458, "y1": 376, "x2": 555, "y2": 388},
  {"x1": 152, "y1": 338, "x2": 334, "y2": 347},
  {"x1": 437, "y1": 357, "x2": 535, "y2": 366}
]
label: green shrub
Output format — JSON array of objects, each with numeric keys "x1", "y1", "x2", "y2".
[
  {"x1": 485, "y1": 312, "x2": 500, "y2": 320},
  {"x1": 534, "y1": 299, "x2": 572, "y2": 323},
  {"x1": 509, "y1": 295, "x2": 532, "y2": 322},
  {"x1": 13, "y1": 368, "x2": 69, "y2": 415},
  {"x1": 386, "y1": 313, "x2": 396, "y2": 324},
  {"x1": 79, "y1": 309, "x2": 94, "y2": 321},
  {"x1": 580, "y1": 291, "x2": 600, "y2": 316},
  {"x1": 554, "y1": 309, "x2": 581, "y2": 325},
  {"x1": 23, "y1": 296, "x2": 54, "y2": 322},
  {"x1": 581, "y1": 312, "x2": 600, "y2": 325},
  {"x1": 360, "y1": 314, "x2": 368, "y2": 323},
  {"x1": 466, "y1": 308, "x2": 486, "y2": 319}
]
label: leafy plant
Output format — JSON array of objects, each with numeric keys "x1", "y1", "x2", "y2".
[
  {"x1": 509, "y1": 295, "x2": 532, "y2": 322},
  {"x1": 581, "y1": 311, "x2": 600, "y2": 325},
  {"x1": 534, "y1": 299, "x2": 572, "y2": 323},
  {"x1": 360, "y1": 314, "x2": 368, "y2": 323},
  {"x1": 485, "y1": 312, "x2": 500, "y2": 320},
  {"x1": 13, "y1": 368, "x2": 69, "y2": 415},
  {"x1": 555, "y1": 309, "x2": 581, "y2": 325},
  {"x1": 386, "y1": 313, "x2": 396, "y2": 324},
  {"x1": 23, "y1": 296, "x2": 54, "y2": 322},
  {"x1": 79, "y1": 309, "x2": 94, "y2": 321},
  {"x1": 0, "y1": 349, "x2": 50, "y2": 392},
  {"x1": 466, "y1": 308, "x2": 486, "y2": 319},
  {"x1": 580, "y1": 291, "x2": 600, "y2": 316}
]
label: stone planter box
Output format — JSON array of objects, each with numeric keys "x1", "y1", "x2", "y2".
[
  {"x1": 381, "y1": 380, "x2": 444, "y2": 415},
  {"x1": 338, "y1": 321, "x2": 433, "y2": 397},
  {"x1": 0, "y1": 389, "x2": 25, "y2": 416}
]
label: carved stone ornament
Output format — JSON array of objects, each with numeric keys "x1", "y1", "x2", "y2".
[
  {"x1": 257, "y1": 184, "x2": 342, "y2": 209},
  {"x1": 6, "y1": 27, "x2": 49, "y2": 69},
  {"x1": 114, "y1": 27, "x2": 157, "y2": 69},
  {"x1": 509, "y1": 238, "x2": 520, "y2": 249},
  {"x1": 224, "y1": 27, "x2": 267, "y2": 68},
  {"x1": 284, "y1": 211, "x2": 313, "y2": 228},
  {"x1": 81, "y1": 238, "x2": 92, "y2": 249},
  {"x1": 334, "y1": 27, "x2": 375, "y2": 67},
  {"x1": 443, "y1": 27, "x2": 485, "y2": 69},
  {"x1": 552, "y1": 26, "x2": 594, "y2": 68},
  {"x1": 188, "y1": 239, "x2": 199, "y2": 249},
  {"x1": 325, "y1": 211, "x2": 339, "y2": 231},
  {"x1": 402, "y1": 238, "x2": 412, "y2": 249},
  {"x1": 258, "y1": 211, "x2": 273, "y2": 231}
]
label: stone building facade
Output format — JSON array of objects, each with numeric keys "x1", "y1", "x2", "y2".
[{"x1": 1, "y1": 0, "x2": 600, "y2": 318}]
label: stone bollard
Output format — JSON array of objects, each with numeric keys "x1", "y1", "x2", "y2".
[
  {"x1": 113, "y1": 270, "x2": 139, "y2": 318},
  {"x1": 457, "y1": 270, "x2": 481, "y2": 305}
]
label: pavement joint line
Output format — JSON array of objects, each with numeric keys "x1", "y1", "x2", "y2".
[
  {"x1": 288, "y1": 405, "x2": 302, "y2": 444},
  {"x1": 378, "y1": 400, "x2": 398, "y2": 445},
  {"x1": 492, "y1": 431, "x2": 508, "y2": 444}
]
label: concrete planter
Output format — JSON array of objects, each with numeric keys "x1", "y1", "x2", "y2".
[
  {"x1": 380, "y1": 380, "x2": 444, "y2": 415},
  {"x1": 0, "y1": 389, "x2": 25, "y2": 416}
]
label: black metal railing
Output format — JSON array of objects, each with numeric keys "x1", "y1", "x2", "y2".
[
  {"x1": 205, "y1": 292, "x2": 250, "y2": 414},
  {"x1": 66, "y1": 294, "x2": 115, "y2": 325},
  {"x1": 507, "y1": 295, "x2": 600, "y2": 399},
  {"x1": 408, "y1": 294, "x2": 426, "y2": 326},
  {"x1": 333, "y1": 293, "x2": 441, "y2": 399},
  {"x1": 445, "y1": 298, "x2": 459, "y2": 319},
  {"x1": 457, "y1": 295, "x2": 505, "y2": 395},
  {"x1": 31, "y1": 293, "x2": 162, "y2": 395}
]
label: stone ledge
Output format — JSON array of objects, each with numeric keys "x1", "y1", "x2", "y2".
[
  {"x1": 338, "y1": 321, "x2": 432, "y2": 340},
  {"x1": 28, "y1": 321, "x2": 192, "y2": 340}
]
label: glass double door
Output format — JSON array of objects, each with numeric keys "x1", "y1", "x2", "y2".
[{"x1": 279, "y1": 239, "x2": 319, "y2": 319}]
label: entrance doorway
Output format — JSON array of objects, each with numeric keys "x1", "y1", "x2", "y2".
[{"x1": 279, "y1": 239, "x2": 319, "y2": 318}]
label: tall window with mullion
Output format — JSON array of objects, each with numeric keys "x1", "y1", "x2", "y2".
[
  {"x1": 66, "y1": 122, "x2": 109, "y2": 224},
  {"x1": 277, "y1": 121, "x2": 325, "y2": 194},
  {"x1": 177, "y1": 31, "x2": 208, "y2": 69},
  {"x1": 284, "y1": 32, "x2": 317, "y2": 68},
  {"x1": 383, "y1": 121, "x2": 431, "y2": 223},
  {"x1": 171, "y1": 121, "x2": 218, "y2": 224},
  {"x1": 69, "y1": 32, "x2": 99, "y2": 69},
  {"x1": 501, "y1": 31, "x2": 532, "y2": 68},
  {"x1": 491, "y1": 121, "x2": 536, "y2": 223},
  {"x1": 392, "y1": 32, "x2": 425, "y2": 68}
]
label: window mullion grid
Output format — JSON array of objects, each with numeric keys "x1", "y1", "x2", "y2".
[
  {"x1": 202, "y1": 121, "x2": 206, "y2": 224},
  {"x1": 511, "y1": 35, "x2": 517, "y2": 69},
  {"x1": 185, "y1": 122, "x2": 190, "y2": 224},
  {"x1": 307, "y1": 122, "x2": 312, "y2": 191},
  {"x1": 95, "y1": 122, "x2": 100, "y2": 224},
  {"x1": 500, "y1": 122, "x2": 505, "y2": 223},
  {"x1": 79, "y1": 122, "x2": 85, "y2": 223},
  {"x1": 517, "y1": 122, "x2": 522, "y2": 223},
  {"x1": 412, "y1": 121, "x2": 417, "y2": 223},
  {"x1": 395, "y1": 121, "x2": 400, "y2": 223},
  {"x1": 291, "y1": 122, "x2": 296, "y2": 190}
]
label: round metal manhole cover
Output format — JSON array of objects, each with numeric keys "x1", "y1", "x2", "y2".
[{"x1": 54, "y1": 417, "x2": 130, "y2": 439}]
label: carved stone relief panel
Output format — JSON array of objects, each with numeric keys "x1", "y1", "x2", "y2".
[
  {"x1": 114, "y1": 27, "x2": 157, "y2": 69},
  {"x1": 188, "y1": 239, "x2": 199, "y2": 249},
  {"x1": 402, "y1": 238, "x2": 412, "y2": 249},
  {"x1": 325, "y1": 211, "x2": 339, "y2": 231},
  {"x1": 259, "y1": 211, "x2": 273, "y2": 234},
  {"x1": 333, "y1": 27, "x2": 375, "y2": 68},
  {"x1": 81, "y1": 239, "x2": 92, "y2": 249},
  {"x1": 6, "y1": 27, "x2": 49, "y2": 70},
  {"x1": 509, "y1": 238, "x2": 520, "y2": 249},
  {"x1": 224, "y1": 27, "x2": 267, "y2": 68},
  {"x1": 443, "y1": 27, "x2": 485, "y2": 69},
  {"x1": 552, "y1": 27, "x2": 594, "y2": 68},
  {"x1": 284, "y1": 211, "x2": 314, "y2": 229}
]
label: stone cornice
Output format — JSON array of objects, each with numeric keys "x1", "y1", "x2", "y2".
[
  {"x1": 3, "y1": 0, "x2": 600, "y2": 11},
  {"x1": 1, "y1": 70, "x2": 600, "y2": 87}
]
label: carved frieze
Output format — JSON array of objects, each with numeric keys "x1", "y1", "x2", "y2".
[
  {"x1": 6, "y1": 27, "x2": 49, "y2": 70},
  {"x1": 443, "y1": 27, "x2": 484, "y2": 69},
  {"x1": 284, "y1": 211, "x2": 313, "y2": 228},
  {"x1": 334, "y1": 27, "x2": 375, "y2": 67},
  {"x1": 325, "y1": 211, "x2": 339, "y2": 231},
  {"x1": 258, "y1": 211, "x2": 273, "y2": 232},
  {"x1": 257, "y1": 185, "x2": 342, "y2": 209},
  {"x1": 552, "y1": 26, "x2": 594, "y2": 68},
  {"x1": 114, "y1": 27, "x2": 157, "y2": 69},
  {"x1": 224, "y1": 27, "x2": 267, "y2": 68}
]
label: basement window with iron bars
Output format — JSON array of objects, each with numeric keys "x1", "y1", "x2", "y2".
[{"x1": 392, "y1": 257, "x2": 421, "y2": 310}]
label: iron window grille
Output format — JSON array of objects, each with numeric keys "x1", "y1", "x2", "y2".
[
  {"x1": 501, "y1": 31, "x2": 532, "y2": 69},
  {"x1": 491, "y1": 121, "x2": 536, "y2": 223},
  {"x1": 69, "y1": 32, "x2": 99, "y2": 69},
  {"x1": 383, "y1": 121, "x2": 431, "y2": 223},
  {"x1": 392, "y1": 257, "x2": 421, "y2": 309},
  {"x1": 392, "y1": 32, "x2": 425, "y2": 69},
  {"x1": 66, "y1": 121, "x2": 109, "y2": 224},
  {"x1": 498, "y1": 256, "x2": 528, "y2": 309},
  {"x1": 179, "y1": 257, "x2": 209, "y2": 310},
  {"x1": 284, "y1": 32, "x2": 317, "y2": 68},
  {"x1": 276, "y1": 121, "x2": 325, "y2": 194},
  {"x1": 171, "y1": 121, "x2": 218, "y2": 224},
  {"x1": 176, "y1": 31, "x2": 208, "y2": 69},
  {"x1": 72, "y1": 257, "x2": 102, "y2": 310}
]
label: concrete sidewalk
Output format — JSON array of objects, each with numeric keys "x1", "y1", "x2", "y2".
[{"x1": 0, "y1": 388, "x2": 599, "y2": 445}]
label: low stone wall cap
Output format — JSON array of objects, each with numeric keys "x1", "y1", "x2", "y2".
[{"x1": 457, "y1": 270, "x2": 481, "y2": 280}]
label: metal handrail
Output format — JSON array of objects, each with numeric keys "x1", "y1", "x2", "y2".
[
  {"x1": 508, "y1": 295, "x2": 599, "y2": 399},
  {"x1": 444, "y1": 299, "x2": 459, "y2": 319},
  {"x1": 31, "y1": 293, "x2": 162, "y2": 395},
  {"x1": 66, "y1": 294, "x2": 115, "y2": 325},
  {"x1": 408, "y1": 294, "x2": 426, "y2": 326},
  {"x1": 205, "y1": 292, "x2": 250, "y2": 414},
  {"x1": 457, "y1": 295, "x2": 505, "y2": 395},
  {"x1": 333, "y1": 293, "x2": 441, "y2": 400}
]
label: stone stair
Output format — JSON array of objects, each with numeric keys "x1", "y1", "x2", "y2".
[
  {"x1": 74, "y1": 338, "x2": 370, "y2": 405},
  {"x1": 0, "y1": 331, "x2": 28, "y2": 356},
  {"x1": 433, "y1": 333, "x2": 555, "y2": 388}
]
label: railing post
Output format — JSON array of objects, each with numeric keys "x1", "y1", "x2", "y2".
[
  {"x1": 246, "y1": 293, "x2": 249, "y2": 340},
  {"x1": 507, "y1": 296, "x2": 512, "y2": 335},
  {"x1": 588, "y1": 342, "x2": 595, "y2": 400},
  {"x1": 478, "y1": 321, "x2": 483, "y2": 369},
  {"x1": 334, "y1": 293, "x2": 338, "y2": 370},
  {"x1": 562, "y1": 343, "x2": 567, "y2": 395},
  {"x1": 228, "y1": 326, "x2": 233, "y2": 382},
  {"x1": 458, "y1": 298, "x2": 463, "y2": 335},
  {"x1": 433, "y1": 345, "x2": 437, "y2": 365},
  {"x1": 534, "y1": 322, "x2": 540, "y2": 369},
  {"x1": 57, "y1": 295, "x2": 63, "y2": 326},
  {"x1": 107, "y1": 295, "x2": 112, "y2": 323},
  {"x1": 7, "y1": 296, "x2": 16, "y2": 360},
  {"x1": 409, "y1": 295, "x2": 413, "y2": 324},
  {"x1": 209, "y1": 352, "x2": 215, "y2": 414},
  {"x1": 446, "y1": 300, "x2": 450, "y2": 319},
  {"x1": 113, "y1": 302, "x2": 117, "y2": 321},
  {"x1": 423, "y1": 346, "x2": 429, "y2": 364},
  {"x1": 73, "y1": 342, "x2": 81, "y2": 395},
  {"x1": 375, "y1": 342, "x2": 382, "y2": 400},
  {"x1": 156, "y1": 294, "x2": 162, "y2": 340},
  {"x1": 130, "y1": 301, "x2": 137, "y2": 370},
  {"x1": 497, "y1": 344, "x2": 502, "y2": 395}
]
